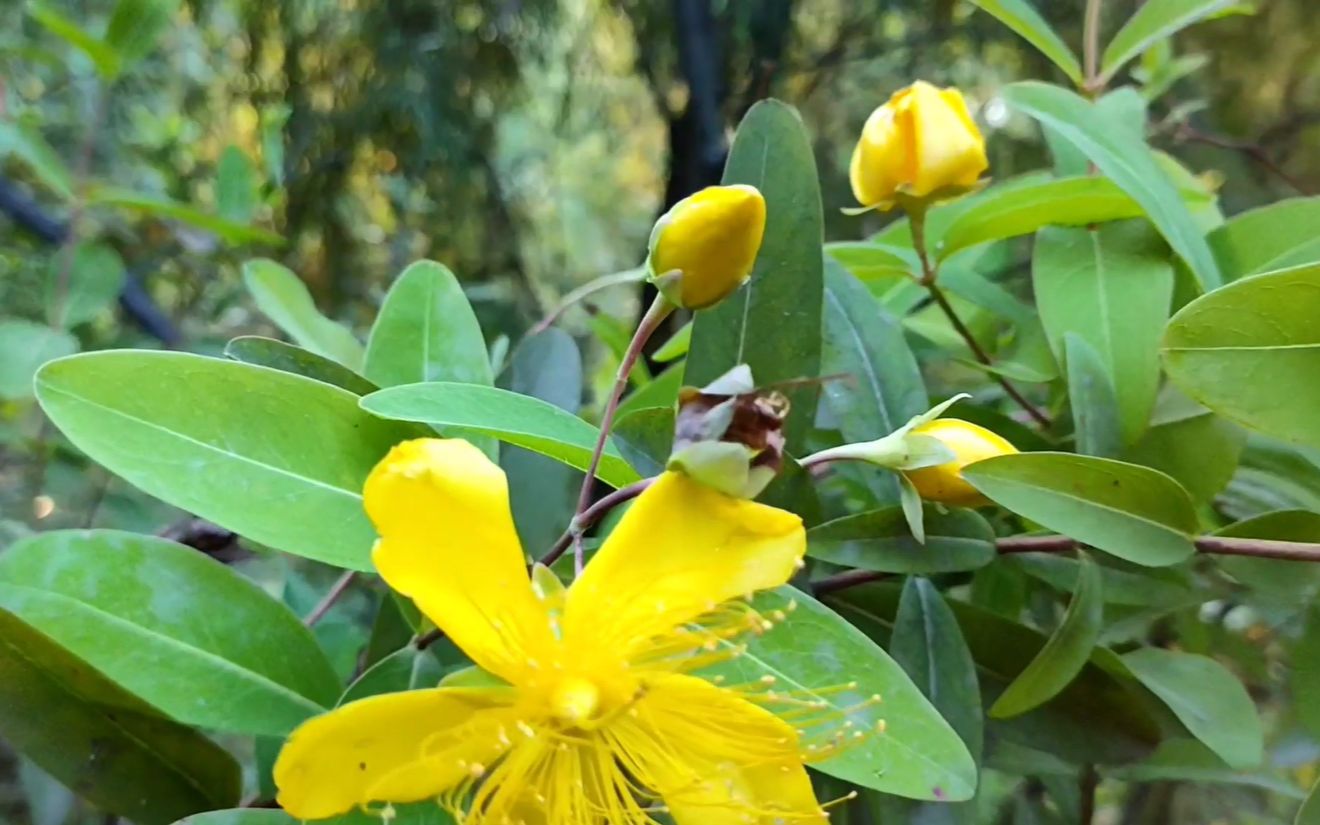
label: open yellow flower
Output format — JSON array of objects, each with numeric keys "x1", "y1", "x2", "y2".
[{"x1": 274, "y1": 438, "x2": 830, "y2": 825}]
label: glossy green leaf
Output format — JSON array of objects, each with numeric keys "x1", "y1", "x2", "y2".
[
  {"x1": 244, "y1": 259, "x2": 363, "y2": 369},
  {"x1": 704, "y1": 587, "x2": 976, "y2": 801},
  {"x1": 0, "y1": 121, "x2": 73, "y2": 198},
  {"x1": 360, "y1": 383, "x2": 638, "y2": 488},
  {"x1": 651, "y1": 320, "x2": 691, "y2": 362},
  {"x1": 216, "y1": 145, "x2": 259, "y2": 223},
  {"x1": 1209, "y1": 197, "x2": 1320, "y2": 280},
  {"x1": 1035, "y1": 222, "x2": 1174, "y2": 445},
  {"x1": 500, "y1": 328, "x2": 583, "y2": 551},
  {"x1": 825, "y1": 242, "x2": 914, "y2": 283},
  {"x1": 173, "y1": 803, "x2": 456, "y2": 825},
  {"x1": 990, "y1": 553, "x2": 1104, "y2": 718},
  {"x1": 807, "y1": 507, "x2": 995, "y2": 573},
  {"x1": 26, "y1": 1, "x2": 120, "y2": 78},
  {"x1": 687, "y1": 99, "x2": 823, "y2": 450},
  {"x1": 0, "y1": 320, "x2": 77, "y2": 401},
  {"x1": 88, "y1": 187, "x2": 282, "y2": 246},
  {"x1": 104, "y1": 0, "x2": 179, "y2": 69},
  {"x1": 364, "y1": 261, "x2": 492, "y2": 389},
  {"x1": 966, "y1": 0, "x2": 1083, "y2": 85},
  {"x1": 0, "y1": 608, "x2": 240, "y2": 825},
  {"x1": 965, "y1": 452, "x2": 1198, "y2": 566},
  {"x1": 224, "y1": 336, "x2": 378, "y2": 395},
  {"x1": 1214, "y1": 510, "x2": 1320, "y2": 599},
  {"x1": 1125, "y1": 391, "x2": 1244, "y2": 503},
  {"x1": 1121, "y1": 648, "x2": 1262, "y2": 769},
  {"x1": 46, "y1": 242, "x2": 126, "y2": 327},
  {"x1": 830, "y1": 584, "x2": 1161, "y2": 765},
  {"x1": 1163, "y1": 264, "x2": 1320, "y2": 449},
  {"x1": 936, "y1": 177, "x2": 1142, "y2": 261},
  {"x1": 1101, "y1": 0, "x2": 1249, "y2": 84},
  {"x1": 1065, "y1": 334, "x2": 1123, "y2": 458},
  {"x1": 0, "y1": 530, "x2": 338, "y2": 736},
  {"x1": 1004, "y1": 81, "x2": 1222, "y2": 289},
  {"x1": 35, "y1": 351, "x2": 424, "y2": 570}
]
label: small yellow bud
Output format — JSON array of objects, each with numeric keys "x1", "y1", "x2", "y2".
[
  {"x1": 903, "y1": 419, "x2": 1016, "y2": 506},
  {"x1": 849, "y1": 81, "x2": 988, "y2": 211},
  {"x1": 648, "y1": 184, "x2": 766, "y2": 310}
]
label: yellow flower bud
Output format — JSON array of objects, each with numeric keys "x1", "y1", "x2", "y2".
[
  {"x1": 648, "y1": 184, "x2": 766, "y2": 310},
  {"x1": 849, "y1": 81, "x2": 988, "y2": 211},
  {"x1": 903, "y1": 419, "x2": 1016, "y2": 506}
]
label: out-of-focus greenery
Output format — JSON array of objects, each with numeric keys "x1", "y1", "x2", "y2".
[{"x1": 4, "y1": 2, "x2": 1320, "y2": 824}]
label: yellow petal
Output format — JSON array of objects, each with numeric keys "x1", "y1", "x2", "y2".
[
  {"x1": 561, "y1": 471, "x2": 805, "y2": 658},
  {"x1": 849, "y1": 103, "x2": 910, "y2": 208},
  {"x1": 619, "y1": 673, "x2": 825, "y2": 825},
  {"x1": 904, "y1": 418, "x2": 1017, "y2": 506},
  {"x1": 273, "y1": 687, "x2": 517, "y2": 820},
  {"x1": 366, "y1": 439, "x2": 555, "y2": 683},
  {"x1": 907, "y1": 82, "x2": 987, "y2": 196}
]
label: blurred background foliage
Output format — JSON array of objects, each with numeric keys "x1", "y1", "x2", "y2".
[{"x1": 3, "y1": 1, "x2": 1320, "y2": 823}]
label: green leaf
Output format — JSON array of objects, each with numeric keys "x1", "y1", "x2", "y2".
[
  {"x1": 104, "y1": 0, "x2": 179, "y2": 70},
  {"x1": 1013, "y1": 553, "x2": 1192, "y2": 606},
  {"x1": 704, "y1": 586, "x2": 977, "y2": 801},
  {"x1": 500, "y1": 328, "x2": 583, "y2": 551},
  {"x1": 1214, "y1": 510, "x2": 1320, "y2": 599},
  {"x1": 1209, "y1": 197, "x2": 1320, "y2": 280},
  {"x1": 1300, "y1": 777, "x2": 1320, "y2": 825},
  {"x1": 1162, "y1": 264, "x2": 1320, "y2": 450},
  {"x1": 26, "y1": 1, "x2": 120, "y2": 78},
  {"x1": 825, "y1": 242, "x2": 914, "y2": 284},
  {"x1": 46, "y1": 241, "x2": 127, "y2": 327},
  {"x1": 807, "y1": 507, "x2": 995, "y2": 574},
  {"x1": 360, "y1": 383, "x2": 639, "y2": 488},
  {"x1": 0, "y1": 320, "x2": 77, "y2": 401},
  {"x1": 173, "y1": 804, "x2": 456, "y2": 825},
  {"x1": 0, "y1": 530, "x2": 339, "y2": 735},
  {"x1": 990, "y1": 552, "x2": 1104, "y2": 718},
  {"x1": 966, "y1": 0, "x2": 1083, "y2": 85},
  {"x1": 830, "y1": 584, "x2": 1161, "y2": 765},
  {"x1": 364, "y1": 261, "x2": 492, "y2": 389},
  {"x1": 687, "y1": 99, "x2": 823, "y2": 450},
  {"x1": 244, "y1": 259, "x2": 363, "y2": 369},
  {"x1": 1124, "y1": 391, "x2": 1244, "y2": 503},
  {"x1": 965, "y1": 452, "x2": 1198, "y2": 566},
  {"x1": 35, "y1": 351, "x2": 424, "y2": 570},
  {"x1": 1108, "y1": 739, "x2": 1302, "y2": 798},
  {"x1": 224, "y1": 336, "x2": 378, "y2": 396},
  {"x1": 1034, "y1": 221, "x2": 1174, "y2": 445},
  {"x1": 87, "y1": 187, "x2": 283, "y2": 246},
  {"x1": 650, "y1": 320, "x2": 691, "y2": 363},
  {"x1": 338, "y1": 647, "x2": 447, "y2": 705},
  {"x1": 216, "y1": 146, "x2": 259, "y2": 224},
  {"x1": 1121, "y1": 648, "x2": 1261, "y2": 769},
  {"x1": 1065, "y1": 334, "x2": 1123, "y2": 458},
  {"x1": 1293, "y1": 603, "x2": 1320, "y2": 742},
  {"x1": 0, "y1": 121, "x2": 73, "y2": 198},
  {"x1": 937, "y1": 177, "x2": 1142, "y2": 261},
  {"x1": 1101, "y1": 0, "x2": 1249, "y2": 84},
  {"x1": 611, "y1": 406, "x2": 673, "y2": 478},
  {"x1": 1004, "y1": 81, "x2": 1222, "y2": 290},
  {"x1": 0, "y1": 608, "x2": 240, "y2": 825},
  {"x1": 615, "y1": 362, "x2": 683, "y2": 419}
]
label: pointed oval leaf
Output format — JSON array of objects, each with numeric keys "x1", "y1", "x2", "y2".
[
  {"x1": 360, "y1": 383, "x2": 639, "y2": 488},
  {"x1": 990, "y1": 552, "x2": 1104, "y2": 718},
  {"x1": 703, "y1": 586, "x2": 977, "y2": 801},
  {"x1": 687, "y1": 99, "x2": 823, "y2": 450},
  {"x1": 0, "y1": 530, "x2": 339, "y2": 736},
  {"x1": 807, "y1": 507, "x2": 995, "y2": 574},
  {"x1": 1121, "y1": 648, "x2": 1262, "y2": 769},
  {"x1": 964, "y1": 452, "x2": 1198, "y2": 566},
  {"x1": 35, "y1": 351, "x2": 425, "y2": 570},
  {"x1": 1065, "y1": 334, "x2": 1123, "y2": 458},
  {"x1": 225, "y1": 336, "x2": 379, "y2": 396},
  {"x1": 1163, "y1": 264, "x2": 1320, "y2": 450},
  {"x1": 0, "y1": 608, "x2": 240, "y2": 825},
  {"x1": 243, "y1": 259, "x2": 363, "y2": 369},
  {"x1": 1003, "y1": 81, "x2": 1221, "y2": 290},
  {"x1": 47, "y1": 241, "x2": 127, "y2": 328},
  {"x1": 966, "y1": 0, "x2": 1083, "y2": 85},
  {"x1": 1101, "y1": 0, "x2": 1249, "y2": 84},
  {"x1": 0, "y1": 320, "x2": 77, "y2": 401},
  {"x1": 1209, "y1": 197, "x2": 1320, "y2": 280}
]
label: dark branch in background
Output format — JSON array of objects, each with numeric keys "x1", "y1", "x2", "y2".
[
  {"x1": 1174, "y1": 123, "x2": 1311, "y2": 195},
  {"x1": 0, "y1": 175, "x2": 181, "y2": 345}
]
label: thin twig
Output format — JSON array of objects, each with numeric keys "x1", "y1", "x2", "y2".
[
  {"x1": 529, "y1": 268, "x2": 647, "y2": 334},
  {"x1": 542, "y1": 478, "x2": 654, "y2": 568},
  {"x1": 812, "y1": 569, "x2": 890, "y2": 597},
  {"x1": 569, "y1": 296, "x2": 672, "y2": 574},
  {"x1": 303, "y1": 571, "x2": 356, "y2": 627},
  {"x1": 1079, "y1": 764, "x2": 1099, "y2": 825},
  {"x1": 1176, "y1": 124, "x2": 1310, "y2": 195}
]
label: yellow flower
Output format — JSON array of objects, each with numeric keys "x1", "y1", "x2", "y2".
[
  {"x1": 274, "y1": 438, "x2": 836, "y2": 825},
  {"x1": 648, "y1": 184, "x2": 766, "y2": 310},
  {"x1": 849, "y1": 81, "x2": 988, "y2": 211},
  {"x1": 903, "y1": 419, "x2": 1017, "y2": 507}
]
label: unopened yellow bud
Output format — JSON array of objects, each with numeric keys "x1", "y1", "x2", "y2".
[
  {"x1": 849, "y1": 81, "x2": 987, "y2": 211},
  {"x1": 648, "y1": 184, "x2": 766, "y2": 310},
  {"x1": 903, "y1": 419, "x2": 1016, "y2": 506}
]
